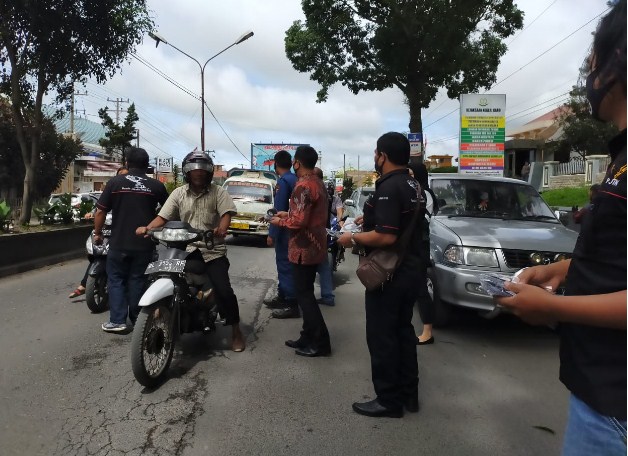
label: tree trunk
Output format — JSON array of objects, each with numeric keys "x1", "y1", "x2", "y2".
[{"x1": 407, "y1": 94, "x2": 424, "y2": 164}]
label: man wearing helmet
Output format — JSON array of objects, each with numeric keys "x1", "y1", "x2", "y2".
[{"x1": 137, "y1": 151, "x2": 245, "y2": 352}]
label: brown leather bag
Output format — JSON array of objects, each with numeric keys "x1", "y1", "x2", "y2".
[{"x1": 355, "y1": 194, "x2": 423, "y2": 291}]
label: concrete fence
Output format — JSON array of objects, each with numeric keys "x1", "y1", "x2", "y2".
[{"x1": 541, "y1": 155, "x2": 609, "y2": 190}]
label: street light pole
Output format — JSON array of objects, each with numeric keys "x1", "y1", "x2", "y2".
[{"x1": 149, "y1": 30, "x2": 254, "y2": 151}]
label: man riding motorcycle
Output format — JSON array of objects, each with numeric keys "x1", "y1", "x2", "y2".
[{"x1": 137, "y1": 151, "x2": 245, "y2": 352}]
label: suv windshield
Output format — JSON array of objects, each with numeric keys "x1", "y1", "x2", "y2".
[
  {"x1": 225, "y1": 181, "x2": 273, "y2": 203},
  {"x1": 431, "y1": 179, "x2": 557, "y2": 221}
]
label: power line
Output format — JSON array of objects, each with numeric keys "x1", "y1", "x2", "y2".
[
  {"x1": 203, "y1": 101, "x2": 248, "y2": 161},
  {"x1": 424, "y1": 8, "x2": 608, "y2": 130},
  {"x1": 507, "y1": 0, "x2": 559, "y2": 45}
]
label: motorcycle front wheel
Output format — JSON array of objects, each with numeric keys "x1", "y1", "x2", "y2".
[
  {"x1": 131, "y1": 299, "x2": 175, "y2": 387},
  {"x1": 85, "y1": 275, "x2": 108, "y2": 313}
]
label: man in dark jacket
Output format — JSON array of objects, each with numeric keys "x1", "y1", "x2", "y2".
[{"x1": 94, "y1": 147, "x2": 168, "y2": 332}]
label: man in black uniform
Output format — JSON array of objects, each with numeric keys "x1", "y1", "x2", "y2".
[
  {"x1": 94, "y1": 147, "x2": 168, "y2": 333},
  {"x1": 338, "y1": 132, "x2": 423, "y2": 418},
  {"x1": 498, "y1": 2, "x2": 626, "y2": 452}
]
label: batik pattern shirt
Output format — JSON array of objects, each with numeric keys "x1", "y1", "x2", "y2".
[{"x1": 278, "y1": 174, "x2": 327, "y2": 265}]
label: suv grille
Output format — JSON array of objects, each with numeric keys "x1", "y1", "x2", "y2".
[{"x1": 501, "y1": 249, "x2": 567, "y2": 269}]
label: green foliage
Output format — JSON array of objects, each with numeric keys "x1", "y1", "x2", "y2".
[
  {"x1": 430, "y1": 166, "x2": 459, "y2": 173},
  {"x1": 540, "y1": 187, "x2": 590, "y2": 208},
  {"x1": 165, "y1": 180, "x2": 184, "y2": 194},
  {"x1": 285, "y1": 0, "x2": 523, "y2": 131},
  {"x1": 33, "y1": 204, "x2": 57, "y2": 225},
  {"x1": 545, "y1": 84, "x2": 618, "y2": 161},
  {"x1": 362, "y1": 175, "x2": 374, "y2": 187},
  {"x1": 341, "y1": 176, "x2": 356, "y2": 200},
  {"x1": 78, "y1": 199, "x2": 95, "y2": 218},
  {"x1": 0, "y1": 200, "x2": 10, "y2": 221},
  {"x1": 99, "y1": 103, "x2": 140, "y2": 161},
  {"x1": 172, "y1": 163, "x2": 181, "y2": 186},
  {"x1": 53, "y1": 193, "x2": 75, "y2": 224},
  {"x1": 0, "y1": 0, "x2": 154, "y2": 224}
]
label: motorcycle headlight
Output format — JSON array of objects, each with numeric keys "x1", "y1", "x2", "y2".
[
  {"x1": 444, "y1": 246, "x2": 498, "y2": 267},
  {"x1": 152, "y1": 228, "x2": 199, "y2": 242}
]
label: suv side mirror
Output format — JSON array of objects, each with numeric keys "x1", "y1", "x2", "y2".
[{"x1": 344, "y1": 199, "x2": 355, "y2": 207}]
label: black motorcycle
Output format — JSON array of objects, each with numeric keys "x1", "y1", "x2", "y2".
[
  {"x1": 85, "y1": 216, "x2": 111, "y2": 313},
  {"x1": 131, "y1": 221, "x2": 218, "y2": 387}
]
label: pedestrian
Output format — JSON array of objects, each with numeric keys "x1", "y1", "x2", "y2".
[
  {"x1": 138, "y1": 151, "x2": 246, "y2": 352},
  {"x1": 94, "y1": 148, "x2": 168, "y2": 332},
  {"x1": 521, "y1": 161, "x2": 531, "y2": 182},
  {"x1": 326, "y1": 180, "x2": 345, "y2": 270},
  {"x1": 269, "y1": 146, "x2": 331, "y2": 357},
  {"x1": 409, "y1": 163, "x2": 439, "y2": 345},
  {"x1": 265, "y1": 150, "x2": 299, "y2": 318},
  {"x1": 572, "y1": 183, "x2": 600, "y2": 224},
  {"x1": 338, "y1": 132, "x2": 423, "y2": 418},
  {"x1": 69, "y1": 166, "x2": 128, "y2": 299},
  {"x1": 314, "y1": 167, "x2": 335, "y2": 307},
  {"x1": 498, "y1": 3, "x2": 626, "y2": 453}
]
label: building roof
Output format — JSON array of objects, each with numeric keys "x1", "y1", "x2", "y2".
[
  {"x1": 48, "y1": 109, "x2": 107, "y2": 145},
  {"x1": 506, "y1": 106, "x2": 567, "y2": 139}
]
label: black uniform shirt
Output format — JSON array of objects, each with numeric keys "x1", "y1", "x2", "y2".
[
  {"x1": 96, "y1": 170, "x2": 168, "y2": 251},
  {"x1": 362, "y1": 169, "x2": 423, "y2": 269},
  {"x1": 561, "y1": 129, "x2": 627, "y2": 419}
]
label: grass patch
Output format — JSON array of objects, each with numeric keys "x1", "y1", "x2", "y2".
[{"x1": 540, "y1": 187, "x2": 590, "y2": 208}]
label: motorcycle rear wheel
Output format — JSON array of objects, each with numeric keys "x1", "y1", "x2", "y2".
[
  {"x1": 131, "y1": 299, "x2": 175, "y2": 387},
  {"x1": 85, "y1": 275, "x2": 108, "y2": 313}
]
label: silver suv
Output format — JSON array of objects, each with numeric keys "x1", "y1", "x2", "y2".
[
  {"x1": 427, "y1": 174, "x2": 579, "y2": 325},
  {"x1": 343, "y1": 186, "x2": 375, "y2": 219}
]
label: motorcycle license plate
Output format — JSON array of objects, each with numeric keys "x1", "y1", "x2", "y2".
[
  {"x1": 230, "y1": 222, "x2": 249, "y2": 230},
  {"x1": 145, "y1": 259, "x2": 186, "y2": 274}
]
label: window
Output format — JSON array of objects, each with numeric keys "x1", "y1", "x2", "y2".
[{"x1": 225, "y1": 181, "x2": 273, "y2": 204}]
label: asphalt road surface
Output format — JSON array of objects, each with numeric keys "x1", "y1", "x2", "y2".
[{"x1": 0, "y1": 236, "x2": 568, "y2": 456}]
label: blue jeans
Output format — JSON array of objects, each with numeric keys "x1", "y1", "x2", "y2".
[
  {"x1": 275, "y1": 230, "x2": 295, "y2": 300},
  {"x1": 562, "y1": 394, "x2": 627, "y2": 456},
  {"x1": 106, "y1": 248, "x2": 153, "y2": 325},
  {"x1": 316, "y1": 255, "x2": 334, "y2": 303}
]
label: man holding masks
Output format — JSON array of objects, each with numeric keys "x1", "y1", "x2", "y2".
[
  {"x1": 338, "y1": 132, "x2": 423, "y2": 418},
  {"x1": 270, "y1": 146, "x2": 331, "y2": 357}
]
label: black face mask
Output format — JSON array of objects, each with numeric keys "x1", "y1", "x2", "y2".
[
  {"x1": 586, "y1": 68, "x2": 615, "y2": 121},
  {"x1": 374, "y1": 152, "x2": 384, "y2": 175}
]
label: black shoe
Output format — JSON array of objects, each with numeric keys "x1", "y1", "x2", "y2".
[
  {"x1": 352, "y1": 399, "x2": 403, "y2": 418},
  {"x1": 294, "y1": 345, "x2": 331, "y2": 357},
  {"x1": 405, "y1": 396, "x2": 419, "y2": 413},
  {"x1": 417, "y1": 336, "x2": 434, "y2": 345},
  {"x1": 285, "y1": 338, "x2": 307, "y2": 349},
  {"x1": 264, "y1": 296, "x2": 285, "y2": 309},
  {"x1": 316, "y1": 298, "x2": 335, "y2": 306},
  {"x1": 272, "y1": 307, "x2": 300, "y2": 319}
]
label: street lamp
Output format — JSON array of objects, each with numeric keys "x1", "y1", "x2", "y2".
[{"x1": 149, "y1": 30, "x2": 254, "y2": 151}]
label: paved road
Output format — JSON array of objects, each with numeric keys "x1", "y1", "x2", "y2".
[{"x1": 0, "y1": 236, "x2": 568, "y2": 456}]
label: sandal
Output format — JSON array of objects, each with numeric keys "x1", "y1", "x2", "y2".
[{"x1": 69, "y1": 287, "x2": 85, "y2": 299}]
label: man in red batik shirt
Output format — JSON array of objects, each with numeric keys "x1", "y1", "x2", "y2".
[{"x1": 270, "y1": 145, "x2": 331, "y2": 357}]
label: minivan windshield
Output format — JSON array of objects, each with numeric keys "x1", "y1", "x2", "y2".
[
  {"x1": 225, "y1": 181, "x2": 273, "y2": 204},
  {"x1": 430, "y1": 178, "x2": 557, "y2": 222}
]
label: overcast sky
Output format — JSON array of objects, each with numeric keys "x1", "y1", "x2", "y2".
[{"x1": 72, "y1": 0, "x2": 607, "y2": 175}]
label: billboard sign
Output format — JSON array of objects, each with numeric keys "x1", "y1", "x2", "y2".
[
  {"x1": 407, "y1": 132, "x2": 423, "y2": 157},
  {"x1": 459, "y1": 94, "x2": 506, "y2": 176},
  {"x1": 156, "y1": 157, "x2": 173, "y2": 173},
  {"x1": 250, "y1": 143, "x2": 309, "y2": 170}
]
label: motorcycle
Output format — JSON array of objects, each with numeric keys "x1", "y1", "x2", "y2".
[
  {"x1": 85, "y1": 213, "x2": 112, "y2": 313},
  {"x1": 131, "y1": 221, "x2": 218, "y2": 387},
  {"x1": 327, "y1": 216, "x2": 345, "y2": 272}
]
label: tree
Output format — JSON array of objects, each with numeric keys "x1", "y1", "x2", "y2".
[
  {"x1": 362, "y1": 175, "x2": 374, "y2": 187},
  {"x1": 285, "y1": 0, "x2": 523, "y2": 133},
  {"x1": 98, "y1": 102, "x2": 139, "y2": 162},
  {"x1": 0, "y1": 98, "x2": 81, "y2": 200},
  {"x1": 0, "y1": 0, "x2": 153, "y2": 223},
  {"x1": 546, "y1": 84, "x2": 618, "y2": 161},
  {"x1": 341, "y1": 176, "x2": 355, "y2": 200}
]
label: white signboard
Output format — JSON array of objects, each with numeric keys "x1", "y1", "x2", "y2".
[{"x1": 157, "y1": 157, "x2": 173, "y2": 173}]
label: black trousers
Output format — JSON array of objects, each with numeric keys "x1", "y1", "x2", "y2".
[
  {"x1": 205, "y1": 256, "x2": 240, "y2": 326},
  {"x1": 293, "y1": 263, "x2": 330, "y2": 349},
  {"x1": 365, "y1": 266, "x2": 421, "y2": 409},
  {"x1": 416, "y1": 256, "x2": 434, "y2": 325}
]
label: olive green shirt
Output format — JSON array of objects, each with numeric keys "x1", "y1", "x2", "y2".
[{"x1": 158, "y1": 183, "x2": 236, "y2": 261}]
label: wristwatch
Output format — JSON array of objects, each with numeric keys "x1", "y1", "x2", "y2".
[{"x1": 351, "y1": 232, "x2": 357, "y2": 247}]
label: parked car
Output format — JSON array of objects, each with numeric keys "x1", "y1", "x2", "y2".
[
  {"x1": 427, "y1": 173, "x2": 579, "y2": 325},
  {"x1": 223, "y1": 171, "x2": 275, "y2": 237},
  {"x1": 343, "y1": 186, "x2": 375, "y2": 219}
]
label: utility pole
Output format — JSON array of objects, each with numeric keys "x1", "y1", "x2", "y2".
[
  {"x1": 154, "y1": 157, "x2": 159, "y2": 181},
  {"x1": 69, "y1": 87, "x2": 87, "y2": 135},
  {"x1": 135, "y1": 129, "x2": 140, "y2": 147},
  {"x1": 343, "y1": 154, "x2": 346, "y2": 180},
  {"x1": 106, "y1": 97, "x2": 130, "y2": 125}
]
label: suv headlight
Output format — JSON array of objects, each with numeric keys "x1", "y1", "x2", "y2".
[{"x1": 444, "y1": 246, "x2": 498, "y2": 267}]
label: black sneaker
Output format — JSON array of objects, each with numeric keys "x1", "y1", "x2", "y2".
[
  {"x1": 263, "y1": 296, "x2": 286, "y2": 309},
  {"x1": 272, "y1": 307, "x2": 300, "y2": 319}
]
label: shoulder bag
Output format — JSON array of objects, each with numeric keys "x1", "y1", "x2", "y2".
[{"x1": 355, "y1": 193, "x2": 423, "y2": 291}]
